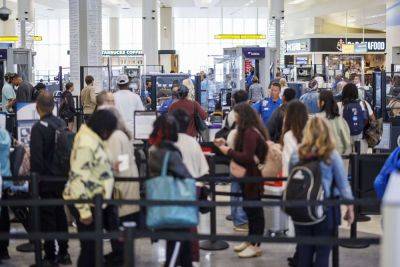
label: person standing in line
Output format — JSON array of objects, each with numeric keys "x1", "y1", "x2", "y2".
[
  {"x1": 267, "y1": 88, "x2": 296, "y2": 143},
  {"x1": 299, "y1": 79, "x2": 320, "y2": 114},
  {"x1": 2, "y1": 73, "x2": 16, "y2": 112},
  {"x1": 80, "y1": 75, "x2": 97, "y2": 122},
  {"x1": 0, "y1": 128, "x2": 13, "y2": 263},
  {"x1": 171, "y1": 109, "x2": 209, "y2": 266},
  {"x1": 338, "y1": 83, "x2": 375, "y2": 154},
  {"x1": 289, "y1": 117, "x2": 354, "y2": 267},
  {"x1": 30, "y1": 92, "x2": 71, "y2": 266},
  {"x1": 63, "y1": 110, "x2": 121, "y2": 267},
  {"x1": 168, "y1": 85, "x2": 207, "y2": 138},
  {"x1": 11, "y1": 74, "x2": 34, "y2": 103},
  {"x1": 113, "y1": 74, "x2": 145, "y2": 136},
  {"x1": 148, "y1": 115, "x2": 194, "y2": 267},
  {"x1": 59, "y1": 82, "x2": 76, "y2": 131},
  {"x1": 32, "y1": 82, "x2": 47, "y2": 102},
  {"x1": 252, "y1": 82, "x2": 282, "y2": 126},
  {"x1": 279, "y1": 78, "x2": 289, "y2": 97},
  {"x1": 214, "y1": 103, "x2": 268, "y2": 258},
  {"x1": 249, "y1": 76, "x2": 265, "y2": 103},
  {"x1": 317, "y1": 90, "x2": 351, "y2": 156},
  {"x1": 281, "y1": 100, "x2": 309, "y2": 178},
  {"x1": 159, "y1": 84, "x2": 179, "y2": 115}
]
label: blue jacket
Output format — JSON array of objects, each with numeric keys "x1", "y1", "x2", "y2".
[
  {"x1": 374, "y1": 147, "x2": 400, "y2": 199},
  {"x1": 253, "y1": 97, "x2": 282, "y2": 126},
  {"x1": 159, "y1": 98, "x2": 176, "y2": 115},
  {"x1": 300, "y1": 90, "x2": 320, "y2": 114}
]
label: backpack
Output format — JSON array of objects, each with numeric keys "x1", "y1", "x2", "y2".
[
  {"x1": 342, "y1": 101, "x2": 367, "y2": 136},
  {"x1": 257, "y1": 141, "x2": 283, "y2": 183},
  {"x1": 50, "y1": 123, "x2": 76, "y2": 177},
  {"x1": 59, "y1": 93, "x2": 74, "y2": 120},
  {"x1": 283, "y1": 160, "x2": 325, "y2": 225},
  {"x1": 215, "y1": 116, "x2": 236, "y2": 140}
]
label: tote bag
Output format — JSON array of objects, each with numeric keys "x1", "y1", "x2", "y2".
[{"x1": 145, "y1": 152, "x2": 199, "y2": 229}]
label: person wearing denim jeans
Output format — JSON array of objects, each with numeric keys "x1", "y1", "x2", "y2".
[{"x1": 230, "y1": 180, "x2": 248, "y2": 230}]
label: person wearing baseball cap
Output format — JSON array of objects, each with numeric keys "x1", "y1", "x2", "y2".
[
  {"x1": 168, "y1": 84, "x2": 207, "y2": 137},
  {"x1": 2, "y1": 73, "x2": 16, "y2": 112},
  {"x1": 113, "y1": 74, "x2": 144, "y2": 136}
]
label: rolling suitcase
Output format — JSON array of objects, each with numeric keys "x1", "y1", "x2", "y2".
[{"x1": 263, "y1": 185, "x2": 289, "y2": 237}]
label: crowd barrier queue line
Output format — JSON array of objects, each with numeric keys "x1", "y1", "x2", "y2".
[{"x1": 0, "y1": 174, "x2": 381, "y2": 267}]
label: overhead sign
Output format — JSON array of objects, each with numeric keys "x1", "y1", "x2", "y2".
[
  {"x1": 341, "y1": 44, "x2": 355, "y2": 54},
  {"x1": 214, "y1": 34, "x2": 266, "y2": 40},
  {"x1": 0, "y1": 49, "x2": 7, "y2": 60},
  {"x1": 285, "y1": 39, "x2": 310, "y2": 53},
  {"x1": 102, "y1": 50, "x2": 144, "y2": 57},
  {"x1": 242, "y1": 47, "x2": 265, "y2": 58},
  {"x1": 355, "y1": 43, "x2": 368, "y2": 53},
  {"x1": 0, "y1": 35, "x2": 43, "y2": 42}
]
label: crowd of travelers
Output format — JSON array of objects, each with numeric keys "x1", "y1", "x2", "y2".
[{"x1": 0, "y1": 70, "x2": 398, "y2": 267}]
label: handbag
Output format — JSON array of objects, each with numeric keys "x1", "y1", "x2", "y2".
[
  {"x1": 145, "y1": 152, "x2": 199, "y2": 229},
  {"x1": 230, "y1": 160, "x2": 246, "y2": 178},
  {"x1": 193, "y1": 103, "x2": 207, "y2": 133},
  {"x1": 362, "y1": 101, "x2": 382, "y2": 147}
]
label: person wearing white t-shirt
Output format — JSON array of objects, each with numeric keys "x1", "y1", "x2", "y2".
[
  {"x1": 113, "y1": 74, "x2": 145, "y2": 136},
  {"x1": 339, "y1": 83, "x2": 375, "y2": 154}
]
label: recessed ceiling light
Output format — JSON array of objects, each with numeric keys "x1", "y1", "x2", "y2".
[{"x1": 288, "y1": 0, "x2": 306, "y2": 4}]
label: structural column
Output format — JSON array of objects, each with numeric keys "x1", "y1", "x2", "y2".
[
  {"x1": 142, "y1": 0, "x2": 159, "y2": 68},
  {"x1": 386, "y1": 0, "x2": 400, "y2": 71},
  {"x1": 159, "y1": 7, "x2": 174, "y2": 50},
  {"x1": 69, "y1": 0, "x2": 102, "y2": 94},
  {"x1": 109, "y1": 17, "x2": 120, "y2": 50}
]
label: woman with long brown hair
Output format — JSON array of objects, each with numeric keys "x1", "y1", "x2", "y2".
[
  {"x1": 289, "y1": 117, "x2": 354, "y2": 267},
  {"x1": 214, "y1": 103, "x2": 268, "y2": 258},
  {"x1": 281, "y1": 100, "x2": 309, "y2": 177}
]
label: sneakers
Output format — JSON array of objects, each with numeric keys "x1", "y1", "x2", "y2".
[
  {"x1": 233, "y1": 224, "x2": 249, "y2": 232},
  {"x1": 226, "y1": 215, "x2": 233, "y2": 221},
  {"x1": 56, "y1": 253, "x2": 72, "y2": 265},
  {"x1": 233, "y1": 242, "x2": 250, "y2": 253},
  {"x1": 237, "y1": 245, "x2": 262, "y2": 258}
]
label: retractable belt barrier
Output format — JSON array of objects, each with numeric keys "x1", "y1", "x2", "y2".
[{"x1": 0, "y1": 174, "x2": 381, "y2": 267}]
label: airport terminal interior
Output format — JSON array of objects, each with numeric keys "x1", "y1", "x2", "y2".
[{"x1": 0, "y1": 0, "x2": 399, "y2": 266}]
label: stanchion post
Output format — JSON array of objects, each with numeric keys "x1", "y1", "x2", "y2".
[
  {"x1": 200, "y1": 156, "x2": 229, "y2": 251},
  {"x1": 94, "y1": 195, "x2": 104, "y2": 267},
  {"x1": 31, "y1": 173, "x2": 42, "y2": 267},
  {"x1": 123, "y1": 222, "x2": 137, "y2": 267}
]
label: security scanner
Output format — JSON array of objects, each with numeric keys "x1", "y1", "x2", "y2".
[
  {"x1": 222, "y1": 47, "x2": 276, "y2": 92},
  {"x1": 158, "y1": 50, "x2": 179, "y2": 74},
  {"x1": 0, "y1": 47, "x2": 35, "y2": 88},
  {"x1": 141, "y1": 73, "x2": 201, "y2": 111}
]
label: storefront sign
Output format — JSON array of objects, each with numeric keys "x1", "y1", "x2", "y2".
[
  {"x1": 311, "y1": 38, "x2": 386, "y2": 53},
  {"x1": 102, "y1": 50, "x2": 144, "y2": 57},
  {"x1": 285, "y1": 39, "x2": 310, "y2": 53},
  {"x1": 242, "y1": 47, "x2": 265, "y2": 59}
]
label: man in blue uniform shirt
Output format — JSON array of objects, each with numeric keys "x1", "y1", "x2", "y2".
[{"x1": 253, "y1": 82, "x2": 282, "y2": 126}]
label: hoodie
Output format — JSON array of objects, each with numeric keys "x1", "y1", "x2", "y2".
[{"x1": 374, "y1": 147, "x2": 400, "y2": 199}]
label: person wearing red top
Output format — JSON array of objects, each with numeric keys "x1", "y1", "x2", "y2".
[
  {"x1": 214, "y1": 103, "x2": 268, "y2": 259},
  {"x1": 168, "y1": 85, "x2": 207, "y2": 138}
]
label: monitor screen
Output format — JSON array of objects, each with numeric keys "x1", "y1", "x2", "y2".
[{"x1": 296, "y1": 57, "x2": 308, "y2": 65}]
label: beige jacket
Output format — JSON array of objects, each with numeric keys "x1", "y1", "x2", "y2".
[
  {"x1": 81, "y1": 85, "x2": 97, "y2": 115},
  {"x1": 106, "y1": 130, "x2": 140, "y2": 217}
]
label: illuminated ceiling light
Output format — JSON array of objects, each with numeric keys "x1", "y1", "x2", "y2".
[
  {"x1": 288, "y1": 0, "x2": 306, "y2": 5},
  {"x1": 193, "y1": 0, "x2": 220, "y2": 8},
  {"x1": 368, "y1": 13, "x2": 385, "y2": 18}
]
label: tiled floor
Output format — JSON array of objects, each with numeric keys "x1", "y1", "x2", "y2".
[{"x1": 1, "y1": 185, "x2": 381, "y2": 267}]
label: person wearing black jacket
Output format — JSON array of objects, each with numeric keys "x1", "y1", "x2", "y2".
[
  {"x1": 267, "y1": 88, "x2": 296, "y2": 143},
  {"x1": 11, "y1": 74, "x2": 34, "y2": 103},
  {"x1": 60, "y1": 82, "x2": 76, "y2": 131},
  {"x1": 30, "y1": 92, "x2": 71, "y2": 267}
]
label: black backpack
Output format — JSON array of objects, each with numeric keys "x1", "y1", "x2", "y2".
[
  {"x1": 215, "y1": 117, "x2": 235, "y2": 140},
  {"x1": 49, "y1": 123, "x2": 76, "y2": 177},
  {"x1": 283, "y1": 160, "x2": 325, "y2": 225}
]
